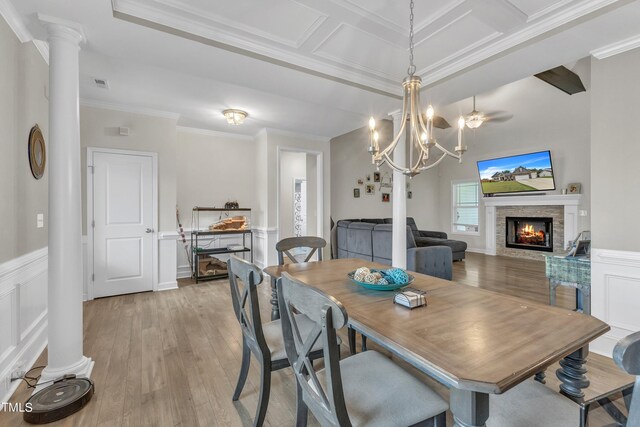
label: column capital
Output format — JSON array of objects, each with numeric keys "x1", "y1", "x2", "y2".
[{"x1": 37, "y1": 13, "x2": 86, "y2": 46}]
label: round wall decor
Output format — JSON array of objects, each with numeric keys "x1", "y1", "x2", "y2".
[{"x1": 29, "y1": 124, "x2": 46, "y2": 179}]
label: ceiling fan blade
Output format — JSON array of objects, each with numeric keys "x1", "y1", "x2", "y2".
[
  {"x1": 433, "y1": 115, "x2": 451, "y2": 129},
  {"x1": 485, "y1": 113, "x2": 513, "y2": 123}
]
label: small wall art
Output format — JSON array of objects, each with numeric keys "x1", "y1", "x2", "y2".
[
  {"x1": 407, "y1": 191, "x2": 413, "y2": 199},
  {"x1": 567, "y1": 183, "x2": 582, "y2": 194},
  {"x1": 382, "y1": 193, "x2": 390, "y2": 202},
  {"x1": 365, "y1": 184, "x2": 375, "y2": 195},
  {"x1": 353, "y1": 188, "x2": 360, "y2": 198},
  {"x1": 366, "y1": 174, "x2": 371, "y2": 182},
  {"x1": 357, "y1": 178, "x2": 364, "y2": 185},
  {"x1": 373, "y1": 171, "x2": 381, "y2": 182}
]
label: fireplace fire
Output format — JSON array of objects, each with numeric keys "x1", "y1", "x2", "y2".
[{"x1": 506, "y1": 217, "x2": 553, "y2": 252}]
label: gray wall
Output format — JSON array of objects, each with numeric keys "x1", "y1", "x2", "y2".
[
  {"x1": 176, "y1": 130, "x2": 256, "y2": 228},
  {"x1": 330, "y1": 119, "x2": 440, "y2": 230},
  {"x1": 591, "y1": 48, "x2": 640, "y2": 251},
  {"x1": 80, "y1": 106, "x2": 178, "y2": 233},
  {"x1": 434, "y1": 64, "x2": 591, "y2": 251},
  {"x1": 0, "y1": 18, "x2": 49, "y2": 264}
]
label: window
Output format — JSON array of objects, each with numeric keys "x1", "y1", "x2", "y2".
[{"x1": 452, "y1": 181, "x2": 479, "y2": 234}]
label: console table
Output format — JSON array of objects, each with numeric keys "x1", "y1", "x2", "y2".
[{"x1": 544, "y1": 253, "x2": 591, "y2": 314}]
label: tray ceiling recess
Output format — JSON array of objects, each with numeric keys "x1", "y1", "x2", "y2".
[{"x1": 112, "y1": 0, "x2": 627, "y2": 97}]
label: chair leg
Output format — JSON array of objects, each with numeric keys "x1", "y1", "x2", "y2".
[
  {"x1": 233, "y1": 338, "x2": 251, "y2": 401},
  {"x1": 348, "y1": 327, "x2": 356, "y2": 355},
  {"x1": 254, "y1": 362, "x2": 271, "y2": 427},
  {"x1": 295, "y1": 382, "x2": 308, "y2": 427},
  {"x1": 434, "y1": 411, "x2": 446, "y2": 427}
]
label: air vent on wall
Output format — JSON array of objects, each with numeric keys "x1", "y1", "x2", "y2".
[{"x1": 93, "y1": 78, "x2": 109, "y2": 89}]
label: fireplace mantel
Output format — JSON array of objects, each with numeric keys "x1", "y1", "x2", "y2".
[{"x1": 483, "y1": 194, "x2": 582, "y2": 256}]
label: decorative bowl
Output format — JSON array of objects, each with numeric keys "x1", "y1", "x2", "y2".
[{"x1": 347, "y1": 270, "x2": 414, "y2": 291}]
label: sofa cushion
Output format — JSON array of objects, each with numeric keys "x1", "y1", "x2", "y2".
[
  {"x1": 384, "y1": 217, "x2": 419, "y2": 237},
  {"x1": 415, "y1": 237, "x2": 467, "y2": 253},
  {"x1": 346, "y1": 222, "x2": 375, "y2": 259},
  {"x1": 360, "y1": 218, "x2": 386, "y2": 224}
]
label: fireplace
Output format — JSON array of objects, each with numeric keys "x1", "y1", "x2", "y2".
[{"x1": 506, "y1": 217, "x2": 553, "y2": 252}]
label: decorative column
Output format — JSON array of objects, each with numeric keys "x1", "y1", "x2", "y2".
[
  {"x1": 38, "y1": 15, "x2": 93, "y2": 385},
  {"x1": 390, "y1": 110, "x2": 407, "y2": 269}
]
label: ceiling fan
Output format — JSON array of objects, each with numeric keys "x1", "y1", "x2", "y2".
[{"x1": 464, "y1": 96, "x2": 512, "y2": 129}]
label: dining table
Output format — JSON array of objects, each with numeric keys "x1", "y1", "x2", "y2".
[{"x1": 263, "y1": 258, "x2": 610, "y2": 427}]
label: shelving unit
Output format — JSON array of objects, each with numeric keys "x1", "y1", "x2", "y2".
[{"x1": 191, "y1": 207, "x2": 252, "y2": 283}]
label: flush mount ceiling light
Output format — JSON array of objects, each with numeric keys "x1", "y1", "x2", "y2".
[
  {"x1": 367, "y1": 0, "x2": 466, "y2": 177},
  {"x1": 222, "y1": 109, "x2": 248, "y2": 125}
]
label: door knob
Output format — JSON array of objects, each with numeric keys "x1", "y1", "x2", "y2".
[{"x1": 145, "y1": 228, "x2": 154, "y2": 233}]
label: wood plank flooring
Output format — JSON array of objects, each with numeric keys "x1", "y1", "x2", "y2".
[{"x1": 0, "y1": 253, "x2": 632, "y2": 426}]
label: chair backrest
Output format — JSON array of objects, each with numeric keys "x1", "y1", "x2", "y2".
[
  {"x1": 277, "y1": 273, "x2": 351, "y2": 427},
  {"x1": 613, "y1": 331, "x2": 640, "y2": 425},
  {"x1": 276, "y1": 236, "x2": 326, "y2": 265},
  {"x1": 227, "y1": 255, "x2": 269, "y2": 359}
]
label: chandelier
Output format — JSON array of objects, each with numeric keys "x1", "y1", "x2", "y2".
[{"x1": 367, "y1": 0, "x2": 467, "y2": 177}]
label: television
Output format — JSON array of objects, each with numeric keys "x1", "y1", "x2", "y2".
[{"x1": 477, "y1": 150, "x2": 555, "y2": 196}]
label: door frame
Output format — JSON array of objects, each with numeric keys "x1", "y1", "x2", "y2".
[
  {"x1": 276, "y1": 147, "x2": 324, "y2": 244},
  {"x1": 86, "y1": 147, "x2": 159, "y2": 300}
]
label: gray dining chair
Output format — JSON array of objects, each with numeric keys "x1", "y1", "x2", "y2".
[
  {"x1": 349, "y1": 245, "x2": 453, "y2": 355},
  {"x1": 276, "y1": 236, "x2": 326, "y2": 265},
  {"x1": 277, "y1": 272, "x2": 449, "y2": 427},
  {"x1": 613, "y1": 331, "x2": 639, "y2": 426},
  {"x1": 227, "y1": 255, "x2": 328, "y2": 427}
]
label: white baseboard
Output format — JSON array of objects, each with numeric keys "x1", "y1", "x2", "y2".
[
  {"x1": 0, "y1": 248, "x2": 48, "y2": 403},
  {"x1": 590, "y1": 248, "x2": 640, "y2": 357},
  {"x1": 158, "y1": 281, "x2": 178, "y2": 291},
  {"x1": 465, "y1": 247, "x2": 488, "y2": 255}
]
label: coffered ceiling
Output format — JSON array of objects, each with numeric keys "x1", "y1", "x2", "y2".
[
  {"x1": 111, "y1": 0, "x2": 631, "y2": 95},
  {"x1": 4, "y1": 0, "x2": 640, "y2": 137}
]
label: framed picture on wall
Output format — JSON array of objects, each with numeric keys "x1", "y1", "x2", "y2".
[
  {"x1": 373, "y1": 172, "x2": 381, "y2": 182},
  {"x1": 353, "y1": 188, "x2": 360, "y2": 198},
  {"x1": 567, "y1": 183, "x2": 582, "y2": 194},
  {"x1": 382, "y1": 193, "x2": 390, "y2": 202},
  {"x1": 365, "y1": 184, "x2": 375, "y2": 195},
  {"x1": 407, "y1": 191, "x2": 413, "y2": 199},
  {"x1": 357, "y1": 178, "x2": 364, "y2": 185}
]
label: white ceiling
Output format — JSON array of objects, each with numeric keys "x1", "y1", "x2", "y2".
[{"x1": 6, "y1": 0, "x2": 640, "y2": 138}]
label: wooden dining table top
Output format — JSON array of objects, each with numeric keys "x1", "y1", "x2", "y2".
[{"x1": 263, "y1": 258, "x2": 610, "y2": 394}]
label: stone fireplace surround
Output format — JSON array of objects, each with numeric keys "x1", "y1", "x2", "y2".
[{"x1": 484, "y1": 194, "x2": 582, "y2": 260}]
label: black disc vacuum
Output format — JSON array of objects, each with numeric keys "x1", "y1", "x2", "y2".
[{"x1": 23, "y1": 375, "x2": 94, "y2": 424}]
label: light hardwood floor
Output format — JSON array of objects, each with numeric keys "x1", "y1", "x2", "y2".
[{"x1": 1, "y1": 253, "x2": 632, "y2": 426}]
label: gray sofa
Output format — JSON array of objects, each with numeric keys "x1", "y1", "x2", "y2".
[
  {"x1": 338, "y1": 217, "x2": 467, "y2": 261},
  {"x1": 336, "y1": 220, "x2": 453, "y2": 280}
]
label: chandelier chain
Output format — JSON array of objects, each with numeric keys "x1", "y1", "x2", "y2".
[{"x1": 408, "y1": 0, "x2": 416, "y2": 75}]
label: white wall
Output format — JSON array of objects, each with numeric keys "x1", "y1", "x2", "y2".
[
  {"x1": 278, "y1": 151, "x2": 307, "y2": 239},
  {"x1": 434, "y1": 63, "x2": 591, "y2": 252},
  {"x1": 590, "y1": 48, "x2": 640, "y2": 356},
  {"x1": 0, "y1": 16, "x2": 49, "y2": 403},
  {"x1": 330, "y1": 119, "x2": 441, "y2": 230}
]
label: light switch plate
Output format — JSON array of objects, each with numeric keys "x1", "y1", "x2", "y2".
[{"x1": 37, "y1": 213, "x2": 44, "y2": 228}]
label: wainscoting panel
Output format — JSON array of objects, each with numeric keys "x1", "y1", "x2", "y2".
[
  {"x1": 0, "y1": 248, "x2": 48, "y2": 404},
  {"x1": 591, "y1": 248, "x2": 640, "y2": 356},
  {"x1": 158, "y1": 237, "x2": 178, "y2": 291},
  {"x1": 253, "y1": 228, "x2": 278, "y2": 269}
]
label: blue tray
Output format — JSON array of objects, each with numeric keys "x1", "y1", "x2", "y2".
[{"x1": 347, "y1": 270, "x2": 414, "y2": 291}]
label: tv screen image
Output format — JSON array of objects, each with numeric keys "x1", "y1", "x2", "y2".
[{"x1": 477, "y1": 150, "x2": 555, "y2": 195}]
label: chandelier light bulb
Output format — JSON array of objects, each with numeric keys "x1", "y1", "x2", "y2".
[
  {"x1": 426, "y1": 105, "x2": 434, "y2": 119},
  {"x1": 458, "y1": 116, "x2": 466, "y2": 129},
  {"x1": 421, "y1": 132, "x2": 427, "y2": 141},
  {"x1": 369, "y1": 117, "x2": 376, "y2": 130},
  {"x1": 373, "y1": 131, "x2": 379, "y2": 142}
]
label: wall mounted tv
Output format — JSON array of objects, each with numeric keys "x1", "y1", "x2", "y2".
[{"x1": 477, "y1": 150, "x2": 555, "y2": 196}]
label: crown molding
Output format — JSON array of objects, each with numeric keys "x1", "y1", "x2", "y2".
[
  {"x1": 590, "y1": 34, "x2": 640, "y2": 59},
  {"x1": 0, "y1": 0, "x2": 31, "y2": 42},
  {"x1": 263, "y1": 127, "x2": 330, "y2": 143},
  {"x1": 33, "y1": 40, "x2": 49, "y2": 64},
  {"x1": 80, "y1": 98, "x2": 181, "y2": 120},
  {"x1": 421, "y1": 0, "x2": 622, "y2": 87},
  {"x1": 176, "y1": 125, "x2": 253, "y2": 140}
]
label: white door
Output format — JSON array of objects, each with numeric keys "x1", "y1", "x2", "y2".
[{"x1": 91, "y1": 151, "x2": 155, "y2": 298}]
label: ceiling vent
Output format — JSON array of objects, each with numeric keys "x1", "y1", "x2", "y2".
[{"x1": 93, "y1": 78, "x2": 109, "y2": 89}]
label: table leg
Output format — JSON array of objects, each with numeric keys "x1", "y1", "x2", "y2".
[
  {"x1": 549, "y1": 279, "x2": 558, "y2": 306},
  {"x1": 579, "y1": 285, "x2": 591, "y2": 315},
  {"x1": 534, "y1": 370, "x2": 546, "y2": 384},
  {"x1": 556, "y1": 346, "x2": 589, "y2": 400},
  {"x1": 450, "y1": 389, "x2": 489, "y2": 427},
  {"x1": 270, "y1": 276, "x2": 280, "y2": 321}
]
